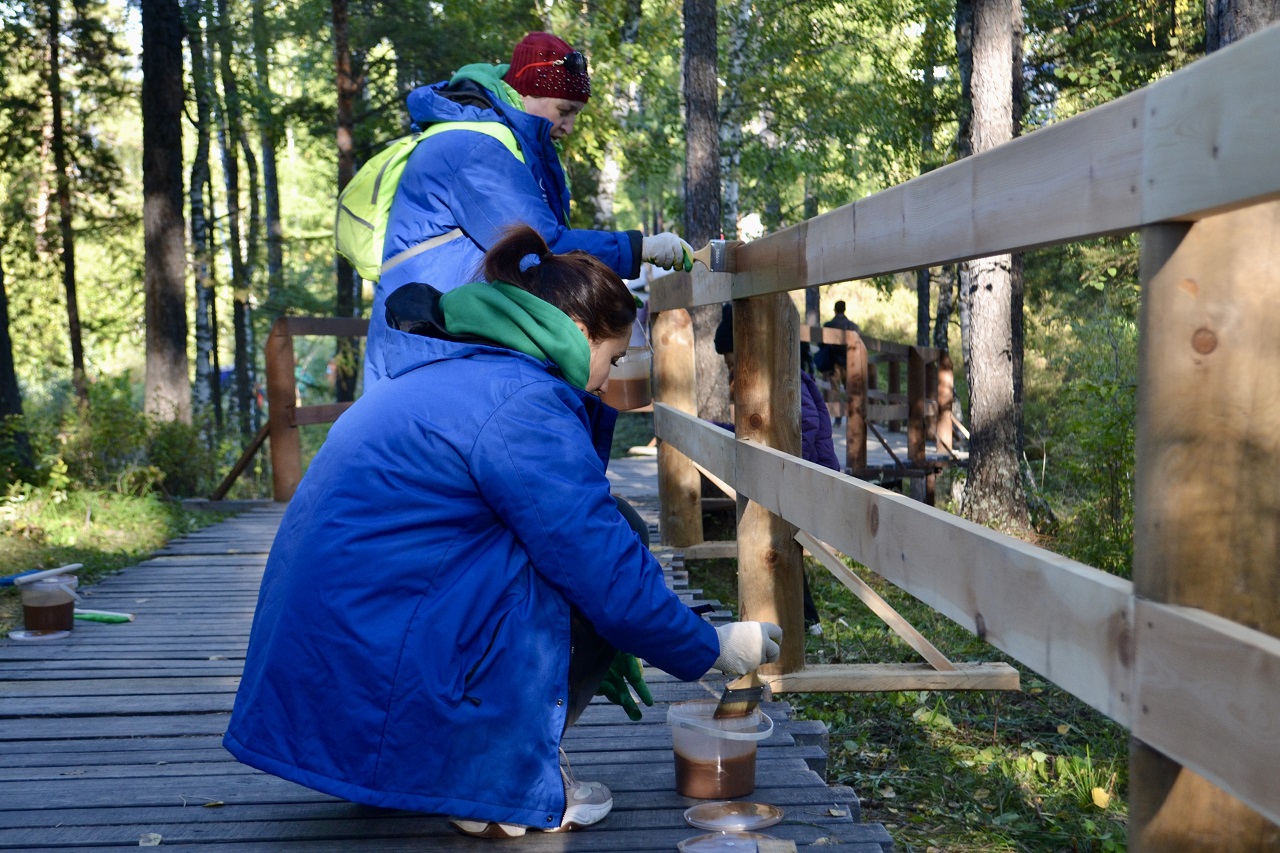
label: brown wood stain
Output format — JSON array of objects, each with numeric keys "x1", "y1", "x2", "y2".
[{"x1": 674, "y1": 751, "x2": 757, "y2": 799}]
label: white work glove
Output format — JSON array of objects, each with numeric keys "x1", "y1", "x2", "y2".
[
  {"x1": 712, "y1": 621, "x2": 783, "y2": 675},
  {"x1": 641, "y1": 232, "x2": 693, "y2": 271}
]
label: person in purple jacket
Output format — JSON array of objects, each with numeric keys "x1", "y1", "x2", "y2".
[
  {"x1": 363, "y1": 31, "x2": 693, "y2": 386},
  {"x1": 225, "y1": 227, "x2": 780, "y2": 839},
  {"x1": 713, "y1": 303, "x2": 839, "y2": 632}
]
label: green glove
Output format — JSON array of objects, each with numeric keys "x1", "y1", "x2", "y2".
[{"x1": 596, "y1": 652, "x2": 654, "y2": 721}]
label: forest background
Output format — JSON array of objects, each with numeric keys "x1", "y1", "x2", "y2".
[{"x1": 0, "y1": 0, "x2": 1255, "y2": 848}]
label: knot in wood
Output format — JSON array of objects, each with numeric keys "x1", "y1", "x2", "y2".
[
  {"x1": 1191, "y1": 327, "x2": 1217, "y2": 355},
  {"x1": 748, "y1": 413, "x2": 764, "y2": 429}
]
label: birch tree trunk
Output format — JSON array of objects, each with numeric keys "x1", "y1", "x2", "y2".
[
  {"x1": 185, "y1": 0, "x2": 215, "y2": 420},
  {"x1": 142, "y1": 0, "x2": 191, "y2": 422},
  {"x1": 252, "y1": 0, "x2": 284, "y2": 309}
]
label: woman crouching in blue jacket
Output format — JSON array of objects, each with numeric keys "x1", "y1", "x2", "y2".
[{"x1": 223, "y1": 225, "x2": 782, "y2": 838}]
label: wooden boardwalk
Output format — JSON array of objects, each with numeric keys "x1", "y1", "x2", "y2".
[{"x1": 0, "y1": 505, "x2": 893, "y2": 852}]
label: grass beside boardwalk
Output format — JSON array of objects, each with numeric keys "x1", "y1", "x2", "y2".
[
  {"x1": 690, "y1": 546, "x2": 1129, "y2": 853},
  {"x1": 0, "y1": 488, "x2": 231, "y2": 635}
]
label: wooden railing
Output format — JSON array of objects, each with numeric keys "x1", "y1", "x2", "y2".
[
  {"x1": 212, "y1": 316, "x2": 368, "y2": 502},
  {"x1": 648, "y1": 24, "x2": 1280, "y2": 839},
  {"x1": 801, "y1": 325, "x2": 959, "y2": 503}
]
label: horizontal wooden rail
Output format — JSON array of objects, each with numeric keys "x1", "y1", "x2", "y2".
[
  {"x1": 650, "y1": 24, "x2": 1280, "y2": 311},
  {"x1": 654, "y1": 403, "x2": 1280, "y2": 825}
]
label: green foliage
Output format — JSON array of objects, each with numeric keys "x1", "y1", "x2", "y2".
[{"x1": 16, "y1": 375, "x2": 222, "y2": 499}]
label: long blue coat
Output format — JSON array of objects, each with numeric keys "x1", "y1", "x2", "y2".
[
  {"x1": 224, "y1": 326, "x2": 718, "y2": 828},
  {"x1": 364, "y1": 67, "x2": 642, "y2": 385}
]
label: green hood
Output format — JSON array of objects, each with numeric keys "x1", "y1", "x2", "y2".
[
  {"x1": 450, "y1": 63, "x2": 524, "y2": 111},
  {"x1": 439, "y1": 282, "x2": 591, "y2": 390},
  {"x1": 449, "y1": 62, "x2": 569, "y2": 163}
]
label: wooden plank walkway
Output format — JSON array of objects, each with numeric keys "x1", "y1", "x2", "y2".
[{"x1": 0, "y1": 505, "x2": 893, "y2": 852}]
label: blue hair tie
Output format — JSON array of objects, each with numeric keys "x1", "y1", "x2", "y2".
[{"x1": 519, "y1": 253, "x2": 543, "y2": 272}]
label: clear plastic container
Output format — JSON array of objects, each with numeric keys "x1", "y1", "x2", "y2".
[
  {"x1": 668, "y1": 699, "x2": 773, "y2": 798},
  {"x1": 599, "y1": 347, "x2": 652, "y2": 410},
  {"x1": 20, "y1": 575, "x2": 79, "y2": 632}
]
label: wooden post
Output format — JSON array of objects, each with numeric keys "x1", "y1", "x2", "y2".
[
  {"x1": 735, "y1": 294, "x2": 804, "y2": 674},
  {"x1": 653, "y1": 308, "x2": 704, "y2": 546},
  {"x1": 846, "y1": 332, "x2": 868, "y2": 473},
  {"x1": 907, "y1": 346, "x2": 932, "y2": 504},
  {"x1": 1130, "y1": 202, "x2": 1280, "y2": 851},
  {"x1": 887, "y1": 359, "x2": 902, "y2": 432},
  {"x1": 924, "y1": 355, "x2": 939, "y2": 443},
  {"x1": 936, "y1": 351, "x2": 954, "y2": 455},
  {"x1": 264, "y1": 318, "x2": 302, "y2": 502}
]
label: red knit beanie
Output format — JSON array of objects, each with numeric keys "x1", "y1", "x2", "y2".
[{"x1": 503, "y1": 32, "x2": 591, "y2": 102}]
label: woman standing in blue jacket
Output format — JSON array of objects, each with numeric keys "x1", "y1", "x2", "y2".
[
  {"x1": 363, "y1": 31, "x2": 693, "y2": 386},
  {"x1": 225, "y1": 226, "x2": 781, "y2": 838}
]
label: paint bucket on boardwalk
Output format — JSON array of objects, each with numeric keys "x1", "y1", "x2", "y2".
[
  {"x1": 20, "y1": 574, "x2": 79, "y2": 632},
  {"x1": 599, "y1": 348, "x2": 652, "y2": 410},
  {"x1": 668, "y1": 699, "x2": 773, "y2": 798}
]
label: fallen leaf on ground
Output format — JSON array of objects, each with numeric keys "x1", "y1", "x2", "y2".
[
  {"x1": 139, "y1": 833, "x2": 162, "y2": 846},
  {"x1": 1092, "y1": 787, "x2": 1112, "y2": 809}
]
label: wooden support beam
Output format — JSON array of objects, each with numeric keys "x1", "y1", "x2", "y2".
[
  {"x1": 797, "y1": 530, "x2": 955, "y2": 672},
  {"x1": 763, "y1": 662, "x2": 1019, "y2": 693},
  {"x1": 734, "y1": 293, "x2": 804, "y2": 675},
  {"x1": 653, "y1": 308, "x2": 704, "y2": 546},
  {"x1": 264, "y1": 319, "x2": 302, "y2": 502},
  {"x1": 1129, "y1": 201, "x2": 1280, "y2": 849}
]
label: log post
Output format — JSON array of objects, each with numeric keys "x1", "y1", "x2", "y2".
[
  {"x1": 264, "y1": 318, "x2": 302, "y2": 502},
  {"x1": 846, "y1": 332, "x2": 868, "y2": 473},
  {"x1": 887, "y1": 359, "x2": 902, "y2": 432},
  {"x1": 936, "y1": 350, "x2": 955, "y2": 455},
  {"x1": 907, "y1": 346, "x2": 932, "y2": 504},
  {"x1": 653, "y1": 308, "x2": 704, "y2": 546},
  {"x1": 734, "y1": 294, "x2": 804, "y2": 674},
  {"x1": 1130, "y1": 202, "x2": 1280, "y2": 851}
]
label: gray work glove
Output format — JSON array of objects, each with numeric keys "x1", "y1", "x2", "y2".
[
  {"x1": 641, "y1": 232, "x2": 694, "y2": 271},
  {"x1": 712, "y1": 621, "x2": 783, "y2": 675}
]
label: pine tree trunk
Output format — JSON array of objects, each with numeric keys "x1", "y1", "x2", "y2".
[
  {"x1": 48, "y1": 0, "x2": 87, "y2": 402},
  {"x1": 332, "y1": 0, "x2": 359, "y2": 403},
  {"x1": 0, "y1": 249, "x2": 33, "y2": 476},
  {"x1": 185, "y1": 0, "x2": 215, "y2": 420},
  {"x1": 720, "y1": 0, "x2": 750, "y2": 239},
  {"x1": 958, "y1": 0, "x2": 1029, "y2": 532},
  {"x1": 683, "y1": 0, "x2": 727, "y2": 425},
  {"x1": 142, "y1": 0, "x2": 191, "y2": 423}
]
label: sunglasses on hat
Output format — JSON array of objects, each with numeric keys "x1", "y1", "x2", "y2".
[{"x1": 515, "y1": 50, "x2": 589, "y2": 79}]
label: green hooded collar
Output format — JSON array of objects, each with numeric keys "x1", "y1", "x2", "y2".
[
  {"x1": 448, "y1": 62, "x2": 568, "y2": 161},
  {"x1": 449, "y1": 63, "x2": 524, "y2": 111},
  {"x1": 439, "y1": 281, "x2": 591, "y2": 390}
]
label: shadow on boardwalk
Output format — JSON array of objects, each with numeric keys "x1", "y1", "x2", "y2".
[{"x1": 0, "y1": 505, "x2": 893, "y2": 851}]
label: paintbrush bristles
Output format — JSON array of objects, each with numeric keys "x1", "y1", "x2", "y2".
[{"x1": 691, "y1": 240, "x2": 736, "y2": 273}]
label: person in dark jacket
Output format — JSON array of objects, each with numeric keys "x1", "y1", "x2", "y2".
[
  {"x1": 713, "y1": 303, "x2": 838, "y2": 632},
  {"x1": 363, "y1": 31, "x2": 693, "y2": 385},
  {"x1": 224, "y1": 227, "x2": 781, "y2": 839}
]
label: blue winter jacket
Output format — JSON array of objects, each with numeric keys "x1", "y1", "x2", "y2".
[
  {"x1": 224, "y1": 312, "x2": 718, "y2": 827},
  {"x1": 363, "y1": 65, "x2": 643, "y2": 385}
]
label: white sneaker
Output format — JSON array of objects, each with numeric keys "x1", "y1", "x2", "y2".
[{"x1": 447, "y1": 758, "x2": 613, "y2": 837}]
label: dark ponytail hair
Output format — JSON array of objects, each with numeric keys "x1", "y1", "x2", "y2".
[{"x1": 483, "y1": 225, "x2": 635, "y2": 342}]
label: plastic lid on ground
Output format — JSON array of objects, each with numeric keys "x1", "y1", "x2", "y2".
[
  {"x1": 677, "y1": 831, "x2": 781, "y2": 852},
  {"x1": 684, "y1": 801, "x2": 784, "y2": 832},
  {"x1": 8, "y1": 629, "x2": 71, "y2": 641}
]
